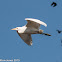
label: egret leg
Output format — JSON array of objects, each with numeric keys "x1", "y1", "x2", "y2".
[{"x1": 42, "y1": 33, "x2": 51, "y2": 36}]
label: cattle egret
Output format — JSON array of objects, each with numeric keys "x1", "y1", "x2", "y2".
[{"x1": 11, "y1": 18, "x2": 51, "y2": 46}]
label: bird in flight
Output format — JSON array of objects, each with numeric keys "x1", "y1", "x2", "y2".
[
  {"x1": 11, "y1": 18, "x2": 51, "y2": 46},
  {"x1": 56, "y1": 30, "x2": 62, "y2": 34},
  {"x1": 51, "y1": 2, "x2": 57, "y2": 7}
]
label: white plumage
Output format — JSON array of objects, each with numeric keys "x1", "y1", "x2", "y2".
[
  {"x1": 25, "y1": 18, "x2": 47, "y2": 27},
  {"x1": 11, "y1": 18, "x2": 51, "y2": 46}
]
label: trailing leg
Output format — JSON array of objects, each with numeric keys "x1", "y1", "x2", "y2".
[
  {"x1": 39, "y1": 30, "x2": 51, "y2": 36},
  {"x1": 42, "y1": 33, "x2": 51, "y2": 36}
]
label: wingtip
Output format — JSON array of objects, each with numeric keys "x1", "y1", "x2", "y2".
[
  {"x1": 25, "y1": 18, "x2": 29, "y2": 20},
  {"x1": 25, "y1": 18, "x2": 27, "y2": 20},
  {"x1": 43, "y1": 23, "x2": 47, "y2": 27},
  {"x1": 28, "y1": 41, "x2": 32, "y2": 46},
  {"x1": 25, "y1": 18, "x2": 33, "y2": 20},
  {"x1": 45, "y1": 24, "x2": 47, "y2": 27}
]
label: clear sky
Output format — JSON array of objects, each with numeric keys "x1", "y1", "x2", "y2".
[{"x1": 0, "y1": 0, "x2": 62, "y2": 62}]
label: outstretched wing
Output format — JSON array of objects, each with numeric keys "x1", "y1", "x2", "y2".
[
  {"x1": 25, "y1": 18, "x2": 47, "y2": 29},
  {"x1": 17, "y1": 32, "x2": 32, "y2": 46}
]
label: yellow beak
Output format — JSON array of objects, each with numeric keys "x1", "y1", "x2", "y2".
[{"x1": 11, "y1": 28, "x2": 17, "y2": 30}]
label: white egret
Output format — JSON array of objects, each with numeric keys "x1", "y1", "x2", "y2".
[{"x1": 11, "y1": 18, "x2": 51, "y2": 46}]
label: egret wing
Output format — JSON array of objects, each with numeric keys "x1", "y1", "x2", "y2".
[
  {"x1": 17, "y1": 32, "x2": 32, "y2": 46},
  {"x1": 25, "y1": 18, "x2": 47, "y2": 29}
]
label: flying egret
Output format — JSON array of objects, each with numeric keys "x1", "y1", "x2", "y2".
[{"x1": 11, "y1": 18, "x2": 51, "y2": 46}]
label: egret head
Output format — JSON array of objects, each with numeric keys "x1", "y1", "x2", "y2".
[{"x1": 11, "y1": 27, "x2": 21, "y2": 31}]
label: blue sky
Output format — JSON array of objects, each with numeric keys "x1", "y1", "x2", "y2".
[{"x1": 0, "y1": 0, "x2": 62, "y2": 62}]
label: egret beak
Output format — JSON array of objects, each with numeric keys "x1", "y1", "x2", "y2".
[{"x1": 11, "y1": 28, "x2": 17, "y2": 30}]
